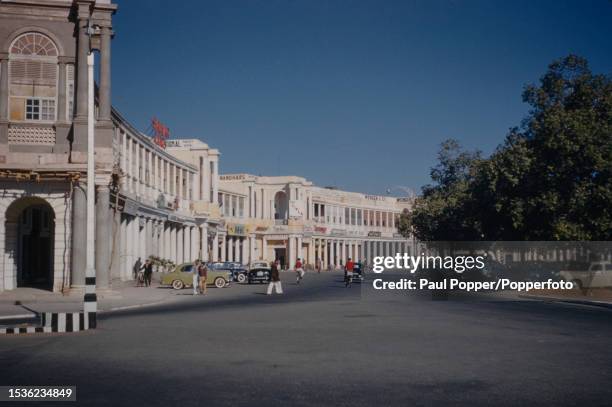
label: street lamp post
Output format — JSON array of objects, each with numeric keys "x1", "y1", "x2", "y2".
[{"x1": 84, "y1": 22, "x2": 97, "y2": 329}]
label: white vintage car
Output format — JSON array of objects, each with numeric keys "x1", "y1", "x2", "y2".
[{"x1": 560, "y1": 262, "x2": 612, "y2": 289}]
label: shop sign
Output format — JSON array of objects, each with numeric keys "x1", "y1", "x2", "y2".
[
  {"x1": 314, "y1": 226, "x2": 327, "y2": 234},
  {"x1": 368, "y1": 231, "x2": 382, "y2": 237},
  {"x1": 220, "y1": 174, "x2": 246, "y2": 181},
  {"x1": 331, "y1": 228, "x2": 346, "y2": 236}
]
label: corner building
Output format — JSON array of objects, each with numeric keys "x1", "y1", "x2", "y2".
[{"x1": 0, "y1": 0, "x2": 222, "y2": 293}]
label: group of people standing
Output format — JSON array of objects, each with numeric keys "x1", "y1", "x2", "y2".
[
  {"x1": 192, "y1": 260, "x2": 208, "y2": 295},
  {"x1": 133, "y1": 257, "x2": 153, "y2": 287}
]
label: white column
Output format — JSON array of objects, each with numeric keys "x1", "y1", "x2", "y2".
[
  {"x1": 135, "y1": 143, "x2": 141, "y2": 196},
  {"x1": 190, "y1": 226, "x2": 197, "y2": 261},
  {"x1": 212, "y1": 159, "x2": 219, "y2": 204},
  {"x1": 249, "y1": 234, "x2": 255, "y2": 264},
  {"x1": 177, "y1": 226, "x2": 184, "y2": 263},
  {"x1": 221, "y1": 234, "x2": 227, "y2": 261},
  {"x1": 178, "y1": 167, "x2": 183, "y2": 201},
  {"x1": 228, "y1": 236, "x2": 234, "y2": 262},
  {"x1": 211, "y1": 231, "x2": 218, "y2": 261},
  {"x1": 235, "y1": 237, "x2": 241, "y2": 264},
  {"x1": 184, "y1": 226, "x2": 191, "y2": 262},
  {"x1": 120, "y1": 216, "x2": 127, "y2": 280},
  {"x1": 163, "y1": 160, "x2": 168, "y2": 195},
  {"x1": 153, "y1": 155, "x2": 159, "y2": 195},
  {"x1": 200, "y1": 224, "x2": 208, "y2": 261},
  {"x1": 288, "y1": 236, "x2": 296, "y2": 269},
  {"x1": 202, "y1": 155, "x2": 210, "y2": 202},
  {"x1": 262, "y1": 236, "x2": 267, "y2": 261},
  {"x1": 261, "y1": 189, "x2": 266, "y2": 219},
  {"x1": 297, "y1": 235, "x2": 303, "y2": 261},
  {"x1": 194, "y1": 161, "x2": 201, "y2": 201}
]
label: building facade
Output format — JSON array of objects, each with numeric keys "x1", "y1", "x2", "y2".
[
  {"x1": 0, "y1": 0, "x2": 414, "y2": 293},
  {"x1": 217, "y1": 174, "x2": 415, "y2": 269},
  {"x1": 0, "y1": 0, "x2": 224, "y2": 293}
]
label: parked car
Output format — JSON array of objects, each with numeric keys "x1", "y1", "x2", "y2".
[
  {"x1": 560, "y1": 262, "x2": 612, "y2": 289},
  {"x1": 208, "y1": 262, "x2": 248, "y2": 283},
  {"x1": 249, "y1": 261, "x2": 271, "y2": 270},
  {"x1": 160, "y1": 263, "x2": 231, "y2": 289},
  {"x1": 248, "y1": 267, "x2": 271, "y2": 284}
]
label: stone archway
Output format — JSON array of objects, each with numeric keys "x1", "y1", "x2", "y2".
[{"x1": 5, "y1": 197, "x2": 56, "y2": 290}]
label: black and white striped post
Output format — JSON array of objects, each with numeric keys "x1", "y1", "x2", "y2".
[{"x1": 84, "y1": 26, "x2": 97, "y2": 328}]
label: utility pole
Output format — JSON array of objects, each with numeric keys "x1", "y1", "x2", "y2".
[{"x1": 84, "y1": 20, "x2": 97, "y2": 329}]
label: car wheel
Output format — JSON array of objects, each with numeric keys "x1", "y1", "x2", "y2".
[
  {"x1": 237, "y1": 273, "x2": 247, "y2": 284},
  {"x1": 214, "y1": 277, "x2": 226, "y2": 288},
  {"x1": 172, "y1": 280, "x2": 184, "y2": 290}
]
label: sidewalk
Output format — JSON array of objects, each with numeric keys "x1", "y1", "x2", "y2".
[
  {"x1": 518, "y1": 288, "x2": 612, "y2": 310},
  {"x1": 0, "y1": 275, "x2": 177, "y2": 321}
]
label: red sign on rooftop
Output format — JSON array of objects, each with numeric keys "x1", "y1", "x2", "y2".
[{"x1": 150, "y1": 117, "x2": 170, "y2": 149}]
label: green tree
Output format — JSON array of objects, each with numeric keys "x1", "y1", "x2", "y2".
[
  {"x1": 401, "y1": 139, "x2": 482, "y2": 241},
  {"x1": 405, "y1": 55, "x2": 612, "y2": 241}
]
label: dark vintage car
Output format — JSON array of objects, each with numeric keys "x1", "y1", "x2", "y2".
[
  {"x1": 207, "y1": 262, "x2": 248, "y2": 283},
  {"x1": 247, "y1": 267, "x2": 271, "y2": 284}
]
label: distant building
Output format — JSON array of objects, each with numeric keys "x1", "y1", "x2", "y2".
[{"x1": 218, "y1": 174, "x2": 415, "y2": 269}]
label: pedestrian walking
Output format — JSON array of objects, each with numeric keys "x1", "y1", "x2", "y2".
[
  {"x1": 315, "y1": 257, "x2": 322, "y2": 274},
  {"x1": 267, "y1": 260, "x2": 283, "y2": 295},
  {"x1": 142, "y1": 259, "x2": 153, "y2": 287},
  {"x1": 192, "y1": 260, "x2": 200, "y2": 295},
  {"x1": 198, "y1": 261, "x2": 208, "y2": 295},
  {"x1": 133, "y1": 257, "x2": 142, "y2": 280},
  {"x1": 345, "y1": 257, "x2": 354, "y2": 287},
  {"x1": 295, "y1": 258, "x2": 305, "y2": 284}
]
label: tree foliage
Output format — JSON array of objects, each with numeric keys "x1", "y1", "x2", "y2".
[{"x1": 403, "y1": 55, "x2": 612, "y2": 241}]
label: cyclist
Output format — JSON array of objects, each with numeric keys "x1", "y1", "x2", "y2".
[
  {"x1": 345, "y1": 257, "x2": 354, "y2": 287},
  {"x1": 295, "y1": 258, "x2": 305, "y2": 284}
]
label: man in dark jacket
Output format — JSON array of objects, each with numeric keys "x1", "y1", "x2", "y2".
[
  {"x1": 198, "y1": 261, "x2": 208, "y2": 295},
  {"x1": 142, "y1": 259, "x2": 153, "y2": 287},
  {"x1": 133, "y1": 257, "x2": 142, "y2": 280},
  {"x1": 266, "y1": 260, "x2": 283, "y2": 295}
]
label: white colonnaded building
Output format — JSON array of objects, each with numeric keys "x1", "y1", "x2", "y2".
[{"x1": 0, "y1": 0, "x2": 414, "y2": 294}]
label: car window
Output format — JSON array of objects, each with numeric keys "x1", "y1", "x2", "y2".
[
  {"x1": 591, "y1": 264, "x2": 603, "y2": 271},
  {"x1": 182, "y1": 265, "x2": 193, "y2": 273},
  {"x1": 606, "y1": 264, "x2": 612, "y2": 271}
]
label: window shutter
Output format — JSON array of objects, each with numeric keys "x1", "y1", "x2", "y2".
[{"x1": 9, "y1": 60, "x2": 57, "y2": 85}]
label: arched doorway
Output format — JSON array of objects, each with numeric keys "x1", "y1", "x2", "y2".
[{"x1": 6, "y1": 198, "x2": 55, "y2": 290}]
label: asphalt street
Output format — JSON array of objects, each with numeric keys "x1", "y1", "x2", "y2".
[{"x1": 1, "y1": 271, "x2": 611, "y2": 407}]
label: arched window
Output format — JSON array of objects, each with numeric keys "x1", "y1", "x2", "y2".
[
  {"x1": 10, "y1": 32, "x2": 58, "y2": 56},
  {"x1": 8, "y1": 32, "x2": 59, "y2": 122}
]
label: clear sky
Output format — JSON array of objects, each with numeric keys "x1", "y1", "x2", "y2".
[{"x1": 110, "y1": 0, "x2": 612, "y2": 196}]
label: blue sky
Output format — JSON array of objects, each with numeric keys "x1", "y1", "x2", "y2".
[{"x1": 110, "y1": 0, "x2": 612, "y2": 195}]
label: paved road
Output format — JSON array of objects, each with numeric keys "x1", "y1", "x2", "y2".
[{"x1": 1, "y1": 271, "x2": 611, "y2": 406}]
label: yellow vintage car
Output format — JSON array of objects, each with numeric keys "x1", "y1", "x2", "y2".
[{"x1": 160, "y1": 263, "x2": 231, "y2": 290}]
